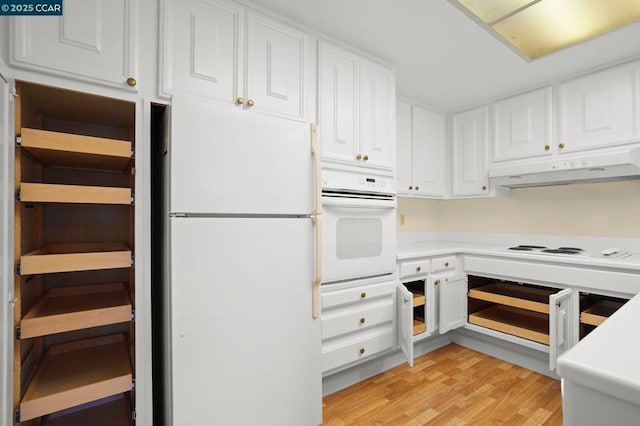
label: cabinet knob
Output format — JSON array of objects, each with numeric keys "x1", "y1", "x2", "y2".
[
  {"x1": 416, "y1": 266, "x2": 422, "y2": 272},
  {"x1": 544, "y1": 144, "x2": 550, "y2": 151},
  {"x1": 556, "y1": 302, "x2": 561, "y2": 308},
  {"x1": 359, "y1": 348, "x2": 365, "y2": 355},
  {"x1": 363, "y1": 154, "x2": 369, "y2": 161},
  {"x1": 356, "y1": 154, "x2": 362, "y2": 160},
  {"x1": 247, "y1": 99, "x2": 255, "y2": 107},
  {"x1": 444, "y1": 262, "x2": 449, "y2": 267},
  {"x1": 236, "y1": 97, "x2": 245, "y2": 105},
  {"x1": 360, "y1": 317, "x2": 366, "y2": 324},
  {"x1": 409, "y1": 186, "x2": 413, "y2": 190},
  {"x1": 415, "y1": 186, "x2": 420, "y2": 190},
  {"x1": 360, "y1": 292, "x2": 366, "y2": 299},
  {"x1": 434, "y1": 280, "x2": 440, "y2": 286},
  {"x1": 126, "y1": 77, "x2": 137, "y2": 87},
  {"x1": 559, "y1": 143, "x2": 565, "y2": 149},
  {"x1": 482, "y1": 185, "x2": 487, "y2": 191}
]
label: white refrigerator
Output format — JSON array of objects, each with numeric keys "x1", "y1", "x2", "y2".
[{"x1": 165, "y1": 96, "x2": 322, "y2": 425}]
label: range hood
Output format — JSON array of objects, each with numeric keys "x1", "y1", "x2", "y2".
[{"x1": 490, "y1": 148, "x2": 640, "y2": 188}]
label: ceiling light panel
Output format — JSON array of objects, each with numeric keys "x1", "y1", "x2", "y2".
[{"x1": 452, "y1": 0, "x2": 640, "y2": 59}]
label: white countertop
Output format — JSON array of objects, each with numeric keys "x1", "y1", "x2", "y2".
[
  {"x1": 556, "y1": 293, "x2": 640, "y2": 406},
  {"x1": 397, "y1": 240, "x2": 640, "y2": 272}
]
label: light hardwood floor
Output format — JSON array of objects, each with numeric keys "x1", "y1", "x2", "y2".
[{"x1": 323, "y1": 344, "x2": 562, "y2": 425}]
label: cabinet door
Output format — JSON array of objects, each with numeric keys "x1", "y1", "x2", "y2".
[
  {"x1": 558, "y1": 64, "x2": 638, "y2": 152},
  {"x1": 413, "y1": 106, "x2": 445, "y2": 197},
  {"x1": 438, "y1": 274, "x2": 467, "y2": 334},
  {"x1": 550, "y1": 288, "x2": 574, "y2": 371},
  {"x1": 425, "y1": 276, "x2": 438, "y2": 334},
  {"x1": 359, "y1": 60, "x2": 395, "y2": 171},
  {"x1": 318, "y1": 42, "x2": 359, "y2": 166},
  {"x1": 493, "y1": 87, "x2": 553, "y2": 162},
  {"x1": 395, "y1": 100, "x2": 412, "y2": 195},
  {"x1": 246, "y1": 12, "x2": 309, "y2": 121},
  {"x1": 397, "y1": 285, "x2": 414, "y2": 367},
  {"x1": 161, "y1": 0, "x2": 244, "y2": 104},
  {"x1": 452, "y1": 107, "x2": 490, "y2": 197},
  {"x1": 12, "y1": 0, "x2": 137, "y2": 89}
]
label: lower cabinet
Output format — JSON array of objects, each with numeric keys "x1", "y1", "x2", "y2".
[
  {"x1": 466, "y1": 275, "x2": 573, "y2": 370},
  {"x1": 398, "y1": 272, "x2": 466, "y2": 366},
  {"x1": 321, "y1": 278, "x2": 396, "y2": 373},
  {"x1": 578, "y1": 292, "x2": 628, "y2": 340}
]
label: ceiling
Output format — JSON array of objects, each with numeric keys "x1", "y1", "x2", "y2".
[{"x1": 250, "y1": 0, "x2": 640, "y2": 113}]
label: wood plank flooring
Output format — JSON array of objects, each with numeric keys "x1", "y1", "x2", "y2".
[{"x1": 323, "y1": 344, "x2": 562, "y2": 425}]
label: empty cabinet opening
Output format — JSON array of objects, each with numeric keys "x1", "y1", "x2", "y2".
[
  {"x1": 403, "y1": 280, "x2": 427, "y2": 336},
  {"x1": 14, "y1": 81, "x2": 136, "y2": 425},
  {"x1": 579, "y1": 292, "x2": 628, "y2": 339},
  {"x1": 467, "y1": 275, "x2": 561, "y2": 345}
]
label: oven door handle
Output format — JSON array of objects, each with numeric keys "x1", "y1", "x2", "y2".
[{"x1": 322, "y1": 196, "x2": 396, "y2": 209}]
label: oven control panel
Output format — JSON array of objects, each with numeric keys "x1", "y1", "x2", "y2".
[{"x1": 322, "y1": 169, "x2": 396, "y2": 194}]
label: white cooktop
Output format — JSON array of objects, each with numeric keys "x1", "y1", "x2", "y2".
[{"x1": 493, "y1": 245, "x2": 632, "y2": 261}]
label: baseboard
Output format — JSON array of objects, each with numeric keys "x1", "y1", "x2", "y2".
[
  {"x1": 451, "y1": 328, "x2": 558, "y2": 379},
  {"x1": 322, "y1": 334, "x2": 452, "y2": 396}
]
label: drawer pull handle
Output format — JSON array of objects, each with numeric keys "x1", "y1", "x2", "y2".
[
  {"x1": 356, "y1": 154, "x2": 362, "y2": 160},
  {"x1": 363, "y1": 154, "x2": 369, "y2": 161},
  {"x1": 434, "y1": 280, "x2": 440, "y2": 286},
  {"x1": 360, "y1": 317, "x2": 366, "y2": 324},
  {"x1": 416, "y1": 266, "x2": 422, "y2": 272},
  {"x1": 415, "y1": 186, "x2": 419, "y2": 190},
  {"x1": 236, "y1": 97, "x2": 245, "y2": 105},
  {"x1": 444, "y1": 262, "x2": 449, "y2": 267},
  {"x1": 361, "y1": 292, "x2": 366, "y2": 299},
  {"x1": 544, "y1": 144, "x2": 550, "y2": 151},
  {"x1": 126, "y1": 77, "x2": 137, "y2": 87},
  {"x1": 359, "y1": 348, "x2": 365, "y2": 355},
  {"x1": 409, "y1": 186, "x2": 413, "y2": 190},
  {"x1": 247, "y1": 99, "x2": 255, "y2": 107},
  {"x1": 559, "y1": 142, "x2": 565, "y2": 149},
  {"x1": 482, "y1": 185, "x2": 487, "y2": 191}
]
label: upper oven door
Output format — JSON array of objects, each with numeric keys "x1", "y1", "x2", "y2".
[{"x1": 322, "y1": 194, "x2": 397, "y2": 283}]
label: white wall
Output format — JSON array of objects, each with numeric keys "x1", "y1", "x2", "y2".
[{"x1": 398, "y1": 180, "x2": 640, "y2": 237}]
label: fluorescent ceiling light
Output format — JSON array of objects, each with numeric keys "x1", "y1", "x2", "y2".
[{"x1": 451, "y1": 0, "x2": 640, "y2": 59}]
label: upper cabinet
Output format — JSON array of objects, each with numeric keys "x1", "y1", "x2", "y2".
[
  {"x1": 557, "y1": 62, "x2": 639, "y2": 153},
  {"x1": 161, "y1": 0, "x2": 313, "y2": 122},
  {"x1": 318, "y1": 41, "x2": 395, "y2": 174},
  {"x1": 452, "y1": 106, "x2": 490, "y2": 197},
  {"x1": 396, "y1": 99, "x2": 445, "y2": 197},
  {"x1": 11, "y1": 0, "x2": 138, "y2": 90},
  {"x1": 493, "y1": 87, "x2": 553, "y2": 162}
]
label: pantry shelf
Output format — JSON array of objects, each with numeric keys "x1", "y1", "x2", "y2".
[
  {"x1": 413, "y1": 318, "x2": 426, "y2": 336},
  {"x1": 21, "y1": 283, "x2": 132, "y2": 339},
  {"x1": 19, "y1": 334, "x2": 133, "y2": 421},
  {"x1": 42, "y1": 394, "x2": 131, "y2": 426},
  {"x1": 412, "y1": 291, "x2": 426, "y2": 307},
  {"x1": 468, "y1": 305, "x2": 549, "y2": 345},
  {"x1": 20, "y1": 243, "x2": 131, "y2": 275},
  {"x1": 19, "y1": 182, "x2": 132, "y2": 205},
  {"x1": 468, "y1": 282, "x2": 553, "y2": 314},
  {"x1": 19, "y1": 128, "x2": 132, "y2": 172},
  {"x1": 581, "y1": 300, "x2": 624, "y2": 326}
]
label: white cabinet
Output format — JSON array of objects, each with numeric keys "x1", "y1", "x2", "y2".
[
  {"x1": 493, "y1": 87, "x2": 553, "y2": 162},
  {"x1": 437, "y1": 273, "x2": 467, "y2": 333},
  {"x1": 557, "y1": 62, "x2": 639, "y2": 153},
  {"x1": 549, "y1": 288, "x2": 573, "y2": 370},
  {"x1": 396, "y1": 100, "x2": 446, "y2": 197},
  {"x1": 11, "y1": 0, "x2": 138, "y2": 90},
  {"x1": 321, "y1": 278, "x2": 396, "y2": 373},
  {"x1": 318, "y1": 41, "x2": 395, "y2": 173},
  {"x1": 452, "y1": 107, "x2": 490, "y2": 197},
  {"x1": 162, "y1": 0, "x2": 312, "y2": 121}
]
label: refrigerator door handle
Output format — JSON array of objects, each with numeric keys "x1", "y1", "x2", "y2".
[
  {"x1": 311, "y1": 123, "x2": 322, "y2": 216},
  {"x1": 312, "y1": 214, "x2": 322, "y2": 319}
]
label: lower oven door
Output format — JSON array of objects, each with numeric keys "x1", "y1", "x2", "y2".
[{"x1": 322, "y1": 195, "x2": 397, "y2": 283}]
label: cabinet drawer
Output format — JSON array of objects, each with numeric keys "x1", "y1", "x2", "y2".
[
  {"x1": 431, "y1": 256, "x2": 455, "y2": 273},
  {"x1": 322, "y1": 300, "x2": 394, "y2": 340},
  {"x1": 399, "y1": 259, "x2": 430, "y2": 278},
  {"x1": 321, "y1": 281, "x2": 395, "y2": 309},
  {"x1": 322, "y1": 327, "x2": 394, "y2": 372}
]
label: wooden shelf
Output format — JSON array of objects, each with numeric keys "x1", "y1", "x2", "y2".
[
  {"x1": 20, "y1": 128, "x2": 132, "y2": 172},
  {"x1": 412, "y1": 291, "x2": 426, "y2": 307},
  {"x1": 20, "y1": 243, "x2": 131, "y2": 275},
  {"x1": 469, "y1": 305, "x2": 549, "y2": 345},
  {"x1": 412, "y1": 319, "x2": 426, "y2": 336},
  {"x1": 20, "y1": 334, "x2": 133, "y2": 421},
  {"x1": 468, "y1": 283, "x2": 554, "y2": 314},
  {"x1": 21, "y1": 283, "x2": 132, "y2": 339},
  {"x1": 43, "y1": 394, "x2": 131, "y2": 426},
  {"x1": 20, "y1": 183, "x2": 131, "y2": 205},
  {"x1": 581, "y1": 300, "x2": 624, "y2": 327}
]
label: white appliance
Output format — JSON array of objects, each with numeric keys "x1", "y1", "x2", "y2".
[
  {"x1": 495, "y1": 245, "x2": 632, "y2": 260},
  {"x1": 166, "y1": 95, "x2": 322, "y2": 425},
  {"x1": 321, "y1": 170, "x2": 397, "y2": 283},
  {"x1": 490, "y1": 148, "x2": 640, "y2": 188}
]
